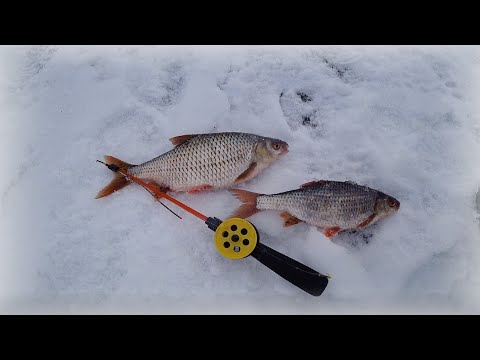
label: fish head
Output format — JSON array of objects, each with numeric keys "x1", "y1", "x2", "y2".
[
  {"x1": 254, "y1": 137, "x2": 289, "y2": 164},
  {"x1": 374, "y1": 192, "x2": 400, "y2": 220}
]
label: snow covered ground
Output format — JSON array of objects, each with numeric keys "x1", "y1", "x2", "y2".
[{"x1": 1, "y1": 45, "x2": 480, "y2": 314}]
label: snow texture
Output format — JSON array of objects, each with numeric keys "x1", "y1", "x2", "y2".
[{"x1": 1, "y1": 45, "x2": 480, "y2": 314}]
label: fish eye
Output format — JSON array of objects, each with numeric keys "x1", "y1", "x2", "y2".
[
  {"x1": 388, "y1": 199, "x2": 396, "y2": 207},
  {"x1": 272, "y1": 143, "x2": 281, "y2": 150}
]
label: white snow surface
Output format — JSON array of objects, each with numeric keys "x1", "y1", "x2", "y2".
[{"x1": 1, "y1": 45, "x2": 480, "y2": 314}]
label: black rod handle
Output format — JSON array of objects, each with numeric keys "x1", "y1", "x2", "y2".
[{"x1": 251, "y1": 242, "x2": 329, "y2": 296}]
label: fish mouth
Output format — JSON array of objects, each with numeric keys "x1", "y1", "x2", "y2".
[
  {"x1": 392, "y1": 198, "x2": 400, "y2": 210},
  {"x1": 279, "y1": 141, "x2": 289, "y2": 155}
]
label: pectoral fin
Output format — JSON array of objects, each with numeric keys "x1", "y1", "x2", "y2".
[
  {"x1": 357, "y1": 214, "x2": 376, "y2": 228},
  {"x1": 234, "y1": 162, "x2": 257, "y2": 184}
]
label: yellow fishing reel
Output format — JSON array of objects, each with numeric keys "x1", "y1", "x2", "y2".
[{"x1": 214, "y1": 218, "x2": 258, "y2": 259}]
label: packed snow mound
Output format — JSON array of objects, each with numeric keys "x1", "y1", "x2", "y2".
[{"x1": 1, "y1": 45, "x2": 480, "y2": 314}]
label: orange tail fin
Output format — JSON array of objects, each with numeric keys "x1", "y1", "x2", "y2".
[
  {"x1": 229, "y1": 189, "x2": 263, "y2": 219},
  {"x1": 95, "y1": 155, "x2": 136, "y2": 199}
]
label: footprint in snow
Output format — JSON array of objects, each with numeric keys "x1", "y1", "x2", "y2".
[{"x1": 279, "y1": 89, "x2": 323, "y2": 134}]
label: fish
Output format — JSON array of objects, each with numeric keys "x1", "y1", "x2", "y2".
[
  {"x1": 229, "y1": 180, "x2": 400, "y2": 238},
  {"x1": 96, "y1": 132, "x2": 289, "y2": 199}
]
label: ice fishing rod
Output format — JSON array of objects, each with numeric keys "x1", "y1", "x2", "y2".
[{"x1": 97, "y1": 160, "x2": 330, "y2": 296}]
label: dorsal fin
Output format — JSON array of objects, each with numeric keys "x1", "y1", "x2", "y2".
[
  {"x1": 300, "y1": 180, "x2": 328, "y2": 188},
  {"x1": 169, "y1": 134, "x2": 199, "y2": 147}
]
